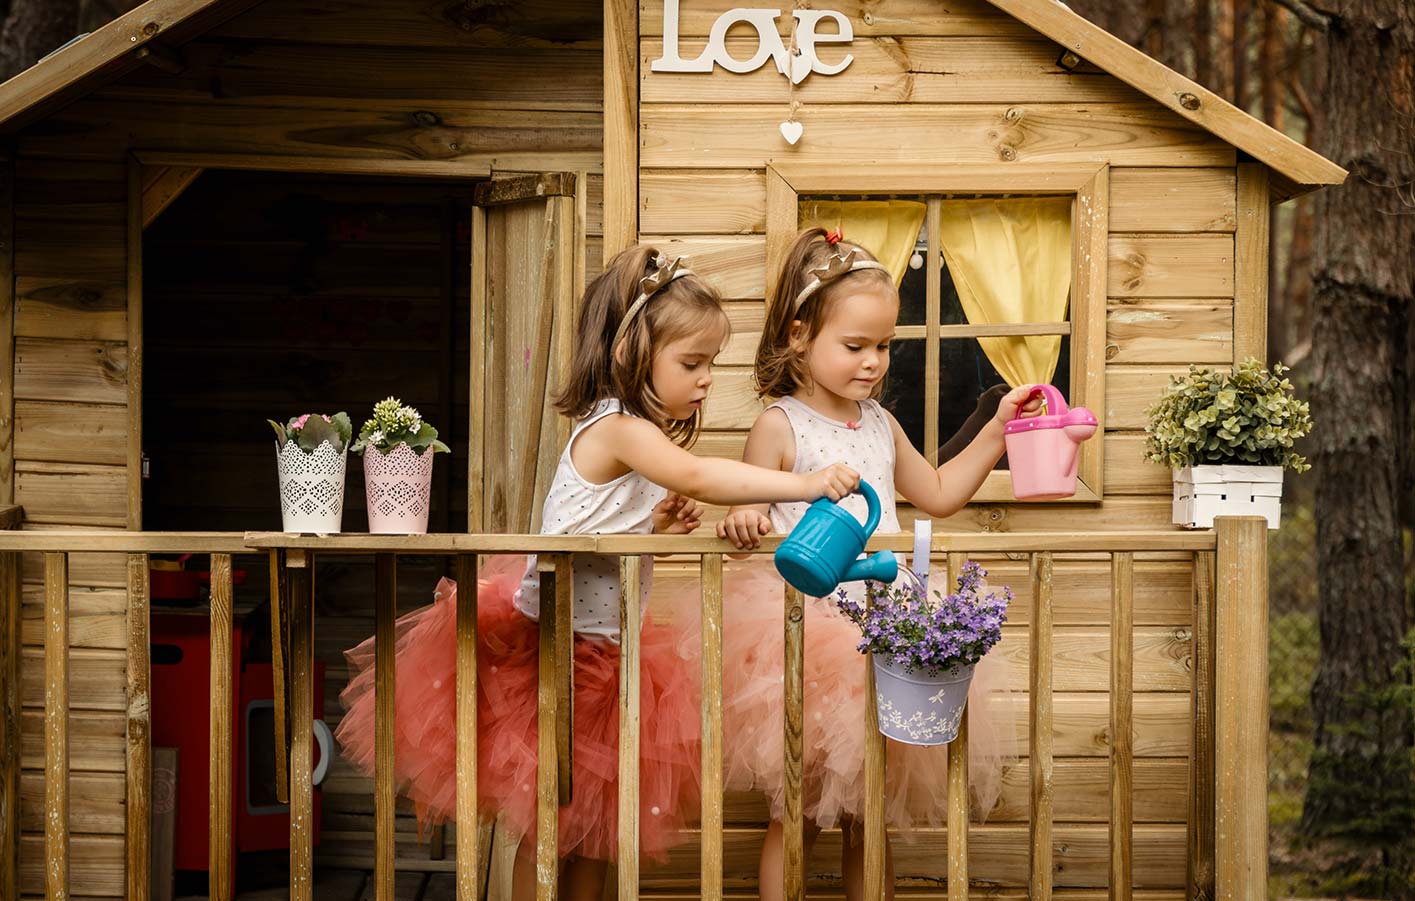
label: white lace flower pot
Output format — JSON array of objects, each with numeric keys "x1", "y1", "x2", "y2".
[
  {"x1": 1172, "y1": 464, "x2": 1282, "y2": 529},
  {"x1": 364, "y1": 442, "x2": 435, "y2": 534},
  {"x1": 275, "y1": 440, "x2": 347, "y2": 534},
  {"x1": 873, "y1": 658, "x2": 974, "y2": 746}
]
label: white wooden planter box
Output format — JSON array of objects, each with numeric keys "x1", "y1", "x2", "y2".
[{"x1": 1172, "y1": 464, "x2": 1282, "y2": 529}]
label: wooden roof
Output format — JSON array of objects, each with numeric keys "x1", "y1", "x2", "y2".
[{"x1": 0, "y1": 0, "x2": 1346, "y2": 198}]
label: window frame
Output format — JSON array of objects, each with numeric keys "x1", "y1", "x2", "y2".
[{"x1": 766, "y1": 162, "x2": 1108, "y2": 503}]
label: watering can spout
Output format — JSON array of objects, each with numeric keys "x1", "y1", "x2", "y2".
[{"x1": 845, "y1": 550, "x2": 899, "y2": 586}]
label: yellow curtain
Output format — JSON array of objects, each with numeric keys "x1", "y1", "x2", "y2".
[
  {"x1": 934, "y1": 197, "x2": 1072, "y2": 386},
  {"x1": 798, "y1": 199, "x2": 926, "y2": 286}
]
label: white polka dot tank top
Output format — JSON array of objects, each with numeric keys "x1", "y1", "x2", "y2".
[
  {"x1": 515, "y1": 399, "x2": 667, "y2": 643},
  {"x1": 768, "y1": 395, "x2": 902, "y2": 603}
]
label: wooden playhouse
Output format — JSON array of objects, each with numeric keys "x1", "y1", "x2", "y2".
[{"x1": 0, "y1": 0, "x2": 1344, "y2": 898}]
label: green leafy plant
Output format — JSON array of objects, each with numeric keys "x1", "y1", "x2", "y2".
[
  {"x1": 268, "y1": 412, "x2": 353, "y2": 454},
  {"x1": 352, "y1": 397, "x2": 450, "y2": 456},
  {"x1": 1144, "y1": 359, "x2": 1312, "y2": 471}
]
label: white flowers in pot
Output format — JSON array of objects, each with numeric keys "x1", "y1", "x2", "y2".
[
  {"x1": 269, "y1": 412, "x2": 353, "y2": 534},
  {"x1": 1144, "y1": 359, "x2": 1313, "y2": 529},
  {"x1": 352, "y1": 397, "x2": 450, "y2": 534}
]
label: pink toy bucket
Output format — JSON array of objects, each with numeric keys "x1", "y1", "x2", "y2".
[{"x1": 1003, "y1": 384, "x2": 1098, "y2": 500}]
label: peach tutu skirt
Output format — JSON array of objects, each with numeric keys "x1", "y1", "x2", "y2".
[
  {"x1": 335, "y1": 556, "x2": 700, "y2": 862},
  {"x1": 720, "y1": 561, "x2": 1014, "y2": 830}
]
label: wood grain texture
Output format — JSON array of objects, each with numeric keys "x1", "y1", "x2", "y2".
[
  {"x1": 863, "y1": 584, "x2": 887, "y2": 901},
  {"x1": 44, "y1": 552, "x2": 68, "y2": 900},
  {"x1": 1214, "y1": 520, "x2": 1266, "y2": 899},
  {"x1": 946, "y1": 554, "x2": 969, "y2": 901},
  {"x1": 454, "y1": 554, "x2": 480, "y2": 901},
  {"x1": 783, "y1": 585, "x2": 805, "y2": 901},
  {"x1": 1232, "y1": 165, "x2": 1269, "y2": 363},
  {"x1": 0, "y1": 548, "x2": 19, "y2": 900},
  {"x1": 700, "y1": 554, "x2": 725, "y2": 901},
  {"x1": 125, "y1": 158, "x2": 142, "y2": 529},
  {"x1": 124, "y1": 554, "x2": 150, "y2": 901},
  {"x1": 207, "y1": 553, "x2": 232, "y2": 900},
  {"x1": 0, "y1": 156, "x2": 13, "y2": 504},
  {"x1": 287, "y1": 557, "x2": 314, "y2": 901},
  {"x1": 1109, "y1": 553, "x2": 1134, "y2": 898},
  {"x1": 1029, "y1": 552, "x2": 1054, "y2": 901},
  {"x1": 618, "y1": 555, "x2": 643, "y2": 900},
  {"x1": 604, "y1": 0, "x2": 638, "y2": 254},
  {"x1": 535, "y1": 557, "x2": 560, "y2": 901},
  {"x1": 1187, "y1": 551, "x2": 1216, "y2": 901},
  {"x1": 375, "y1": 553, "x2": 397, "y2": 899}
]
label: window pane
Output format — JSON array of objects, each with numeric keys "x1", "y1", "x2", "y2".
[
  {"x1": 882, "y1": 335, "x2": 1072, "y2": 471},
  {"x1": 897, "y1": 255, "x2": 928, "y2": 325}
]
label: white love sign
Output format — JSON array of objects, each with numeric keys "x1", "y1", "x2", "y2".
[{"x1": 651, "y1": 0, "x2": 855, "y2": 82}]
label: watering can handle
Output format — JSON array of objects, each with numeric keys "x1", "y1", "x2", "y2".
[
  {"x1": 857, "y1": 480, "x2": 881, "y2": 536},
  {"x1": 1015, "y1": 384, "x2": 1068, "y2": 420}
]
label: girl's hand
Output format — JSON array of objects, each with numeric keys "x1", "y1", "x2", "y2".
[
  {"x1": 994, "y1": 385, "x2": 1046, "y2": 425},
  {"x1": 716, "y1": 509, "x2": 772, "y2": 549},
  {"x1": 652, "y1": 493, "x2": 702, "y2": 534},
  {"x1": 803, "y1": 463, "x2": 861, "y2": 502}
]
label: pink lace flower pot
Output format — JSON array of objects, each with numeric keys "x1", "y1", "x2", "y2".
[
  {"x1": 275, "y1": 440, "x2": 347, "y2": 534},
  {"x1": 872, "y1": 659, "x2": 974, "y2": 746},
  {"x1": 364, "y1": 442, "x2": 435, "y2": 534}
]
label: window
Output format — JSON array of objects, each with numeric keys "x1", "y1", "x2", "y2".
[{"x1": 768, "y1": 164, "x2": 1106, "y2": 502}]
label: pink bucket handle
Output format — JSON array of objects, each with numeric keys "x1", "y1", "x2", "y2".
[{"x1": 1015, "y1": 384, "x2": 1069, "y2": 419}]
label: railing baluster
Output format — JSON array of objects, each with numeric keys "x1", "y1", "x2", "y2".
[
  {"x1": 209, "y1": 553, "x2": 234, "y2": 901},
  {"x1": 1029, "y1": 551, "x2": 1054, "y2": 901},
  {"x1": 268, "y1": 548, "x2": 290, "y2": 805},
  {"x1": 454, "y1": 554, "x2": 481, "y2": 901},
  {"x1": 1215, "y1": 518, "x2": 1268, "y2": 899},
  {"x1": 946, "y1": 552, "x2": 969, "y2": 901},
  {"x1": 1109, "y1": 552, "x2": 1134, "y2": 899},
  {"x1": 287, "y1": 550, "x2": 315, "y2": 901},
  {"x1": 863, "y1": 583, "x2": 886, "y2": 901},
  {"x1": 555, "y1": 557, "x2": 573, "y2": 806},
  {"x1": 44, "y1": 551, "x2": 68, "y2": 900},
  {"x1": 374, "y1": 553, "x2": 398, "y2": 899},
  {"x1": 1188, "y1": 550, "x2": 1217, "y2": 900},
  {"x1": 700, "y1": 553, "x2": 725, "y2": 901},
  {"x1": 126, "y1": 554, "x2": 151, "y2": 901},
  {"x1": 535, "y1": 557, "x2": 562, "y2": 901},
  {"x1": 0, "y1": 547, "x2": 19, "y2": 901},
  {"x1": 618, "y1": 555, "x2": 642, "y2": 901},
  {"x1": 783, "y1": 585, "x2": 805, "y2": 901}
]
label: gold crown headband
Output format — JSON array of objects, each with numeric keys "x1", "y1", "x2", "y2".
[
  {"x1": 611, "y1": 254, "x2": 695, "y2": 351},
  {"x1": 792, "y1": 248, "x2": 890, "y2": 312}
]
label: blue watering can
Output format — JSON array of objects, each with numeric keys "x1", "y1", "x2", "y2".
[{"x1": 775, "y1": 480, "x2": 899, "y2": 597}]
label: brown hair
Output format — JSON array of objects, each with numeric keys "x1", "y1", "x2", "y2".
[
  {"x1": 754, "y1": 227, "x2": 897, "y2": 399},
  {"x1": 553, "y1": 244, "x2": 729, "y2": 446}
]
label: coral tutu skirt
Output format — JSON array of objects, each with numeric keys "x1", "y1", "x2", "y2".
[
  {"x1": 720, "y1": 562, "x2": 1014, "y2": 831},
  {"x1": 335, "y1": 556, "x2": 700, "y2": 862}
]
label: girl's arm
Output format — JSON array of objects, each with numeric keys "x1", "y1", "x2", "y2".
[
  {"x1": 716, "y1": 407, "x2": 794, "y2": 549},
  {"x1": 891, "y1": 384, "x2": 1041, "y2": 518},
  {"x1": 591, "y1": 413, "x2": 856, "y2": 507}
]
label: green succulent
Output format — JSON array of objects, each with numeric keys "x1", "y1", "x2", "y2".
[
  {"x1": 268, "y1": 412, "x2": 353, "y2": 454},
  {"x1": 1144, "y1": 359, "x2": 1312, "y2": 472}
]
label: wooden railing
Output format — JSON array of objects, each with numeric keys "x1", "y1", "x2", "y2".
[{"x1": 0, "y1": 520, "x2": 1270, "y2": 901}]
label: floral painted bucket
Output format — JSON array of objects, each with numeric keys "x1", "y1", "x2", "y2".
[
  {"x1": 872, "y1": 658, "x2": 974, "y2": 746},
  {"x1": 364, "y1": 441, "x2": 435, "y2": 534},
  {"x1": 276, "y1": 440, "x2": 347, "y2": 533}
]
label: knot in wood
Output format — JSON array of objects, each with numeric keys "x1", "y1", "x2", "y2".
[
  {"x1": 1004, "y1": 106, "x2": 1024, "y2": 122},
  {"x1": 788, "y1": 605, "x2": 804, "y2": 623},
  {"x1": 142, "y1": 21, "x2": 161, "y2": 37},
  {"x1": 412, "y1": 110, "x2": 442, "y2": 127},
  {"x1": 999, "y1": 145, "x2": 1018, "y2": 162}
]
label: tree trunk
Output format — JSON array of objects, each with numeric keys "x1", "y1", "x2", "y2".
[
  {"x1": 1263, "y1": 2, "x2": 1287, "y2": 363},
  {"x1": 1302, "y1": 0, "x2": 1415, "y2": 881},
  {"x1": 0, "y1": 0, "x2": 78, "y2": 82},
  {"x1": 1195, "y1": 0, "x2": 1214, "y2": 90}
]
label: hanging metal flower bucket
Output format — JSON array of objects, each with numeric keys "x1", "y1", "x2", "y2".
[{"x1": 872, "y1": 658, "x2": 974, "y2": 746}]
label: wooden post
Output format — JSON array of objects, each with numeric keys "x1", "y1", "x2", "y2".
[
  {"x1": 783, "y1": 585, "x2": 805, "y2": 901},
  {"x1": 287, "y1": 551, "x2": 315, "y2": 901},
  {"x1": 946, "y1": 553, "x2": 969, "y2": 901},
  {"x1": 1029, "y1": 552, "x2": 1054, "y2": 901},
  {"x1": 268, "y1": 548, "x2": 290, "y2": 805},
  {"x1": 923, "y1": 197, "x2": 942, "y2": 462},
  {"x1": 863, "y1": 589, "x2": 886, "y2": 901},
  {"x1": 1188, "y1": 551, "x2": 1217, "y2": 900},
  {"x1": 1109, "y1": 553, "x2": 1134, "y2": 899},
  {"x1": 454, "y1": 554, "x2": 481, "y2": 901},
  {"x1": 1233, "y1": 165, "x2": 1270, "y2": 363},
  {"x1": 208, "y1": 553, "x2": 234, "y2": 901},
  {"x1": 126, "y1": 554, "x2": 152, "y2": 901},
  {"x1": 0, "y1": 155, "x2": 14, "y2": 508},
  {"x1": 618, "y1": 555, "x2": 642, "y2": 901},
  {"x1": 603, "y1": 0, "x2": 639, "y2": 255},
  {"x1": 374, "y1": 553, "x2": 398, "y2": 899},
  {"x1": 44, "y1": 551, "x2": 69, "y2": 899},
  {"x1": 1215, "y1": 518, "x2": 1267, "y2": 899},
  {"x1": 536, "y1": 556, "x2": 569, "y2": 901},
  {"x1": 700, "y1": 554, "x2": 725, "y2": 901},
  {"x1": 0, "y1": 546, "x2": 20, "y2": 901},
  {"x1": 125, "y1": 156, "x2": 143, "y2": 529}
]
